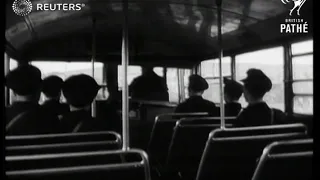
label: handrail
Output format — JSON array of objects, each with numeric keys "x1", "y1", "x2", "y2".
[
  {"x1": 6, "y1": 149, "x2": 151, "y2": 180},
  {"x1": 6, "y1": 131, "x2": 121, "y2": 141},
  {"x1": 208, "y1": 123, "x2": 307, "y2": 139},
  {"x1": 6, "y1": 140, "x2": 118, "y2": 151},
  {"x1": 252, "y1": 139, "x2": 313, "y2": 180}
]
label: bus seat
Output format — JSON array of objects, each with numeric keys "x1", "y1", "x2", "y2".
[
  {"x1": 252, "y1": 139, "x2": 312, "y2": 180},
  {"x1": 164, "y1": 118, "x2": 234, "y2": 180},
  {"x1": 131, "y1": 102, "x2": 176, "y2": 149},
  {"x1": 196, "y1": 124, "x2": 308, "y2": 180},
  {"x1": 6, "y1": 149, "x2": 151, "y2": 180},
  {"x1": 147, "y1": 113, "x2": 209, "y2": 168},
  {"x1": 6, "y1": 140, "x2": 120, "y2": 156},
  {"x1": 213, "y1": 123, "x2": 307, "y2": 138},
  {"x1": 5, "y1": 131, "x2": 121, "y2": 146}
]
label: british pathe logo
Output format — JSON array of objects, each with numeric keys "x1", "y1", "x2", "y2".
[
  {"x1": 281, "y1": 0, "x2": 307, "y2": 16},
  {"x1": 280, "y1": 0, "x2": 308, "y2": 33},
  {"x1": 12, "y1": 0, "x2": 33, "y2": 16}
]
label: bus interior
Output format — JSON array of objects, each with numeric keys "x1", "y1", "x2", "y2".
[{"x1": 5, "y1": 0, "x2": 313, "y2": 180}]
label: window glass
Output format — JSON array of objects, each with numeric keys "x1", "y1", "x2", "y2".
[
  {"x1": 9, "y1": 58, "x2": 18, "y2": 70},
  {"x1": 183, "y1": 69, "x2": 192, "y2": 99},
  {"x1": 154, "y1": 67, "x2": 164, "y2": 77},
  {"x1": 31, "y1": 61, "x2": 104, "y2": 104},
  {"x1": 201, "y1": 57, "x2": 231, "y2": 78},
  {"x1": 202, "y1": 79, "x2": 221, "y2": 104},
  {"x1": 118, "y1": 65, "x2": 142, "y2": 89},
  {"x1": 166, "y1": 68, "x2": 179, "y2": 103},
  {"x1": 235, "y1": 47, "x2": 284, "y2": 110},
  {"x1": 201, "y1": 60, "x2": 214, "y2": 78},
  {"x1": 291, "y1": 40, "x2": 313, "y2": 115},
  {"x1": 31, "y1": 61, "x2": 104, "y2": 84},
  {"x1": 96, "y1": 86, "x2": 110, "y2": 100},
  {"x1": 291, "y1": 40, "x2": 313, "y2": 55},
  {"x1": 293, "y1": 81, "x2": 313, "y2": 94},
  {"x1": 292, "y1": 55, "x2": 313, "y2": 80},
  {"x1": 293, "y1": 96, "x2": 313, "y2": 115}
]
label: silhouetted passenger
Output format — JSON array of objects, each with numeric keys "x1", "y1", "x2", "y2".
[
  {"x1": 129, "y1": 65, "x2": 169, "y2": 101},
  {"x1": 60, "y1": 74, "x2": 120, "y2": 133},
  {"x1": 235, "y1": 69, "x2": 286, "y2": 127},
  {"x1": 175, "y1": 75, "x2": 219, "y2": 116},
  {"x1": 223, "y1": 77, "x2": 243, "y2": 116},
  {"x1": 41, "y1": 75, "x2": 69, "y2": 117},
  {"x1": 5, "y1": 65, "x2": 60, "y2": 135}
]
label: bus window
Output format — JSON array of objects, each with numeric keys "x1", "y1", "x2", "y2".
[
  {"x1": 31, "y1": 61, "x2": 104, "y2": 103},
  {"x1": 235, "y1": 47, "x2": 284, "y2": 111},
  {"x1": 117, "y1": 65, "x2": 142, "y2": 89},
  {"x1": 291, "y1": 40, "x2": 313, "y2": 55},
  {"x1": 200, "y1": 57, "x2": 231, "y2": 103},
  {"x1": 9, "y1": 58, "x2": 18, "y2": 70},
  {"x1": 291, "y1": 40, "x2": 313, "y2": 115},
  {"x1": 154, "y1": 67, "x2": 164, "y2": 77},
  {"x1": 202, "y1": 79, "x2": 221, "y2": 104},
  {"x1": 96, "y1": 86, "x2": 110, "y2": 100},
  {"x1": 183, "y1": 69, "x2": 192, "y2": 99},
  {"x1": 166, "y1": 68, "x2": 179, "y2": 103},
  {"x1": 8, "y1": 59, "x2": 18, "y2": 104},
  {"x1": 201, "y1": 57, "x2": 231, "y2": 78},
  {"x1": 31, "y1": 62, "x2": 104, "y2": 84}
]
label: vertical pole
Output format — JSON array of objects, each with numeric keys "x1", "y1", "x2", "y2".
[
  {"x1": 180, "y1": 69, "x2": 185, "y2": 102},
  {"x1": 4, "y1": 53, "x2": 10, "y2": 106},
  {"x1": 122, "y1": 0, "x2": 130, "y2": 151},
  {"x1": 217, "y1": 0, "x2": 225, "y2": 129},
  {"x1": 177, "y1": 69, "x2": 181, "y2": 103},
  {"x1": 231, "y1": 55, "x2": 236, "y2": 80},
  {"x1": 91, "y1": 18, "x2": 97, "y2": 118},
  {"x1": 284, "y1": 44, "x2": 293, "y2": 114}
]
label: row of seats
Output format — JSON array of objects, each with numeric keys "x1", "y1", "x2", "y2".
[
  {"x1": 147, "y1": 113, "x2": 312, "y2": 180},
  {"x1": 5, "y1": 131, "x2": 151, "y2": 180},
  {"x1": 5, "y1": 113, "x2": 312, "y2": 180}
]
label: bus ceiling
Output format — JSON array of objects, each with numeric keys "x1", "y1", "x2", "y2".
[{"x1": 5, "y1": 0, "x2": 313, "y2": 64}]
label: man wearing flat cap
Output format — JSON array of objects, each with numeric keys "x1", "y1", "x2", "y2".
[
  {"x1": 175, "y1": 74, "x2": 219, "y2": 116},
  {"x1": 5, "y1": 65, "x2": 60, "y2": 135},
  {"x1": 41, "y1": 75, "x2": 69, "y2": 117},
  {"x1": 223, "y1": 77, "x2": 243, "y2": 116},
  {"x1": 235, "y1": 68, "x2": 286, "y2": 127},
  {"x1": 129, "y1": 65, "x2": 169, "y2": 101},
  {"x1": 60, "y1": 74, "x2": 121, "y2": 133}
]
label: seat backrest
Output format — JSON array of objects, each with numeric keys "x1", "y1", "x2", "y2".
[
  {"x1": 213, "y1": 123, "x2": 307, "y2": 138},
  {"x1": 252, "y1": 139, "x2": 313, "y2": 180},
  {"x1": 6, "y1": 149, "x2": 151, "y2": 180},
  {"x1": 165, "y1": 118, "x2": 235, "y2": 179},
  {"x1": 6, "y1": 140, "x2": 120, "y2": 156},
  {"x1": 6, "y1": 131, "x2": 121, "y2": 146},
  {"x1": 196, "y1": 124, "x2": 308, "y2": 180},
  {"x1": 147, "y1": 113, "x2": 210, "y2": 166}
]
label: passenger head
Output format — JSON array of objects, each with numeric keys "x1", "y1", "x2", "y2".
[
  {"x1": 223, "y1": 77, "x2": 243, "y2": 103},
  {"x1": 142, "y1": 65, "x2": 154, "y2": 74},
  {"x1": 188, "y1": 74, "x2": 209, "y2": 96},
  {"x1": 223, "y1": 78, "x2": 243, "y2": 103},
  {"x1": 62, "y1": 74, "x2": 100, "y2": 110},
  {"x1": 42, "y1": 75, "x2": 63, "y2": 100},
  {"x1": 5, "y1": 64, "x2": 42, "y2": 102},
  {"x1": 241, "y1": 69, "x2": 272, "y2": 103}
]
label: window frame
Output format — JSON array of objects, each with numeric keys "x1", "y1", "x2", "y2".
[
  {"x1": 200, "y1": 57, "x2": 232, "y2": 103},
  {"x1": 289, "y1": 40, "x2": 313, "y2": 115}
]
